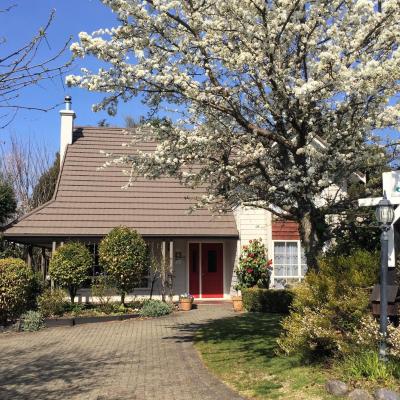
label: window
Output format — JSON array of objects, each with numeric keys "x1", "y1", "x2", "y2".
[
  {"x1": 273, "y1": 241, "x2": 307, "y2": 279},
  {"x1": 207, "y1": 250, "x2": 217, "y2": 272}
]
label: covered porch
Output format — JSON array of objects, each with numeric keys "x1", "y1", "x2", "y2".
[{"x1": 4, "y1": 233, "x2": 238, "y2": 302}]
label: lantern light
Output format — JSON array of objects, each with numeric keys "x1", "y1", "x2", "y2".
[{"x1": 375, "y1": 195, "x2": 395, "y2": 226}]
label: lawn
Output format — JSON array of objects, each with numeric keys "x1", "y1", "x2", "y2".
[{"x1": 194, "y1": 313, "x2": 336, "y2": 400}]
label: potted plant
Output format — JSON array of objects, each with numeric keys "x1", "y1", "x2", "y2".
[
  {"x1": 232, "y1": 285, "x2": 244, "y2": 312},
  {"x1": 179, "y1": 293, "x2": 194, "y2": 311},
  {"x1": 233, "y1": 239, "x2": 273, "y2": 312}
]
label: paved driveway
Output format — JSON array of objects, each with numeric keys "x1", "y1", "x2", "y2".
[{"x1": 0, "y1": 304, "x2": 244, "y2": 400}]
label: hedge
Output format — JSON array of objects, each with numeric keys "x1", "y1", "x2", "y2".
[{"x1": 242, "y1": 288, "x2": 294, "y2": 314}]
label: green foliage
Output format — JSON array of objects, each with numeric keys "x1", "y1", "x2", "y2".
[
  {"x1": 0, "y1": 258, "x2": 35, "y2": 325},
  {"x1": 235, "y1": 239, "x2": 272, "y2": 290},
  {"x1": 0, "y1": 176, "x2": 16, "y2": 224},
  {"x1": 0, "y1": 236, "x2": 23, "y2": 259},
  {"x1": 21, "y1": 310, "x2": 44, "y2": 332},
  {"x1": 99, "y1": 226, "x2": 148, "y2": 304},
  {"x1": 340, "y1": 350, "x2": 400, "y2": 383},
  {"x1": 242, "y1": 288, "x2": 294, "y2": 314},
  {"x1": 49, "y1": 242, "x2": 92, "y2": 303},
  {"x1": 91, "y1": 274, "x2": 116, "y2": 312},
  {"x1": 37, "y1": 288, "x2": 67, "y2": 317},
  {"x1": 63, "y1": 302, "x2": 85, "y2": 316},
  {"x1": 139, "y1": 299, "x2": 173, "y2": 317},
  {"x1": 30, "y1": 153, "x2": 60, "y2": 209},
  {"x1": 278, "y1": 249, "x2": 379, "y2": 361},
  {"x1": 329, "y1": 153, "x2": 387, "y2": 256}
]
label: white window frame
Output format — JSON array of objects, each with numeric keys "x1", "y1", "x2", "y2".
[{"x1": 271, "y1": 240, "x2": 306, "y2": 282}]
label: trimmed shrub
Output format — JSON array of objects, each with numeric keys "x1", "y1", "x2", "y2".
[
  {"x1": 99, "y1": 227, "x2": 148, "y2": 304},
  {"x1": 21, "y1": 310, "x2": 44, "y2": 332},
  {"x1": 277, "y1": 249, "x2": 379, "y2": 361},
  {"x1": 139, "y1": 299, "x2": 173, "y2": 317},
  {"x1": 0, "y1": 258, "x2": 35, "y2": 325},
  {"x1": 235, "y1": 239, "x2": 272, "y2": 290},
  {"x1": 37, "y1": 288, "x2": 67, "y2": 317},
  {"x1": 242, "y1": 288, "x2": 294, "y2": 313},
  {"x1": 49, "y1": 242, "x2": 92, "y2": 303}
]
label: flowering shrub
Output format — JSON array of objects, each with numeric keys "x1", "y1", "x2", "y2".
[
  {"x1": 278, "y1": 249, "x2": 379, "y2": 361},
  {"x1": 235, "y1": 239, "x2": 272, "y2": 290},
  {"x1": 354, "y1": 314, "x2": 400, "y2": 360},
  {"x1": 179, "y1": 293, "x2": 194, "y2": 302}
]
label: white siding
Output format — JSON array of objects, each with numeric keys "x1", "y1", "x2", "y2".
[{"x1": 231, "y1": 206, "x2": 272, "y2": 293}]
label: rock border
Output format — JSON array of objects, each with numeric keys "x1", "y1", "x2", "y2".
[{"x1": 325, "y1": 380, "x2": 400, "y2": 400}]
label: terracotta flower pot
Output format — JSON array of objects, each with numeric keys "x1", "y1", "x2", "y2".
[
  {"x1": 179, "y1": 298, "x2": 193, "y2": 311},
  {"x1": 231, "y1": 295, "x2": 243, "y2": 312}
]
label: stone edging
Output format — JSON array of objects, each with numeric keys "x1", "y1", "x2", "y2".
[
  {"x1": 44, "y1": 313, "x2": 140, "y2": 328},
  {"x1": 326, "y1": 379, "x2": 400, "y2": 400}
]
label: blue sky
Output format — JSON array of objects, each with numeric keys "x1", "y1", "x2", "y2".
[{"x1": 1, "y1": 0, "x2": 148, "y2": 156}]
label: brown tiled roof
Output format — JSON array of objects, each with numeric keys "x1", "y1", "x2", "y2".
[{"x1": 4, "y1": 127, "x2": 238, "y2": 241}]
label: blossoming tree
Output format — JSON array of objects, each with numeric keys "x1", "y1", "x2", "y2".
[{"x1": 67, "y1": 0, "x2": 400, "y2": 269}]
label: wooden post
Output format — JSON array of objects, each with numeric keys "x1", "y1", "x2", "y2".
[
  {"x1": 161, "y1": 241, "x2": 166, "y2": 302},
  {"x1": 27, "y1": 245, "x2": 33, "y2": 270},
  {"x1": 41, "y1": 248, "x2": 46, "y2": 281},
  {"x1": 51, "y1": 241, "x2": 57, "y2": 291},
  {"x1": 169, "y1": 240, "x2": 174, "y2": 301}
]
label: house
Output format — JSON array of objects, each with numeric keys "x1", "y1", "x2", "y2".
[{"x1": 3, "y1": 98, "x2": 308, "y2": 300}]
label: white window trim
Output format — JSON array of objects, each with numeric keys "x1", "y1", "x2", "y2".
[{"x1": 272, "y1": 240, "x2": 306, "y2": 282}]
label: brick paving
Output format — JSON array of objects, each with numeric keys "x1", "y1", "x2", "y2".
[{"x1": 0, "y1": 304, "x2": 244, "y2": 400}]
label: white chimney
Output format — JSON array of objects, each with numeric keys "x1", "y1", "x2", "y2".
[{"x1": 59, "y1": 96, "x2": 76, "y2": 165}]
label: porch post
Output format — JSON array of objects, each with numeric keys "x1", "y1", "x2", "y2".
[
  {"x1": 41, "y1": 248, "x2": 46, "y2": 281},
  {"x1": 51, "y1": 241, "x2": 57, "y2": 291},
  {"x1": 27, "y1": 245, "x2": 33, "y2": 270},
  {"x1": 169, "y1": 240, "x2": 174, "y2": 301},
  {"x1": 161, "y1": 240, "x2": 166, "y2": 302}
]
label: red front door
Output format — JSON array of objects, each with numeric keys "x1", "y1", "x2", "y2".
[{"x1": 201, "y1": 243, "x2": 223, "y2": 298}]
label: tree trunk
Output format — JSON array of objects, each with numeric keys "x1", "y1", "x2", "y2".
[
  {"x1": 298, "y1": 210, "x2": 326, "y2": 272},
  {"x1": 121, "y1": 292, "x2": 125, "y2": 305},
  {"x1": 69, "y1": 286, "x2": 76, "y2": 304}
]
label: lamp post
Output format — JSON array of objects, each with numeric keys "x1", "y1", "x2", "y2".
[{"x1": 375, "y1": 194, "x2": 395, "y2": 361}]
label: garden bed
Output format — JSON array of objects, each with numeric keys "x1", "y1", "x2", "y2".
[{"x1": 44, "y1": 313, "x2": 139, "y2": 328}]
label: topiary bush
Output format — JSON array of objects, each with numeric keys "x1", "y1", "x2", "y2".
[
  {"x1": 277, "y1": 249, "x2": 379, "y2": 361},
  {"x1": 49, "y1": 242, "x2": 92, "y2": 303},
  {"x1": 0, "y1": 258, "x2": 35, "y2": 325},
  {"x1": 139, "y1": 299, "x2": 173, "y2": 317},
  {"x1": 99, "y1": 226, "x2": 149, "y2": 304},
  {"x1": 37, "y1": 288, "x2": 68, "y2": 317},
  {"x1": 21, "y1": 310, "x2": 44, "y2": 332},
  {"x1": 242, "y1": 288, "x2": 294, "y2": 313},
  {"x1": 235, "y1": 239, "x2": 272, "y2": 290}
]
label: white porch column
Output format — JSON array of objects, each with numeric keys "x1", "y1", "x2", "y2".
[
  {"x1": 169, "y1": 240, "x2": 174, "y2": 300},
  {"x1": 161, "y1": 240, "x2": 166, "y2": 301}
]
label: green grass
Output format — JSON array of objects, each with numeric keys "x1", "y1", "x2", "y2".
[{"x1": 194, "y1": 313, "x2": 336, "y2": 400}]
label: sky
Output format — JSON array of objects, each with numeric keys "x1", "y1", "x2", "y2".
[{"x1": 1, "y1": 0, "x2": 149, "y2": 156}]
